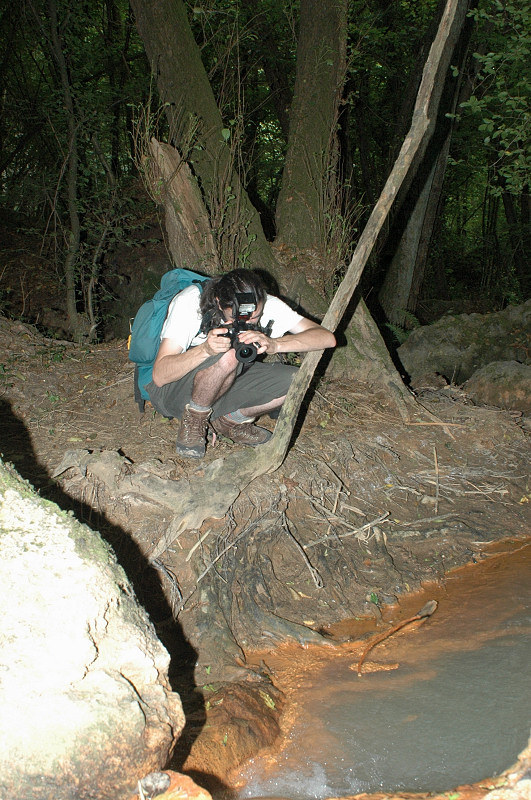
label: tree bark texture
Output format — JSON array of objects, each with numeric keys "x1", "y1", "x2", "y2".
[
  {"x1": 129, "y1": 0, "x2": 276, "y2": 274},
  {"x1": 378, "y1": 149, "x2": 447, "y2": 327},
  {"x1": 148, "y1": 139, "x2": 221, "y2": 274},
  {"x1": 275, "y1": 0, "x2": 348, "y2": 252}
]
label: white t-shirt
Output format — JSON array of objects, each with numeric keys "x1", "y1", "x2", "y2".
[{"x1": 160, "y1": 284, "x2": 304, "y2": 351}]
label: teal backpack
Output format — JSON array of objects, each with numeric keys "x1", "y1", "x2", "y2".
[{"x1": 129, "y1": 267, "x2": 209, "y2": 410}]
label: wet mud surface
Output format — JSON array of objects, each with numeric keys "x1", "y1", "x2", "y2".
[{"x1": 0, "y1": 316, "x2": 530, "y2": 799}]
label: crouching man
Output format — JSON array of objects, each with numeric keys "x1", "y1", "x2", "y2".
[{"x1": 147, "y1": 268, "x2": 336, "y2": 458}]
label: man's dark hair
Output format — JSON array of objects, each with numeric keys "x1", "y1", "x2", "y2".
[{"x1": 199, "y1": 269, "x2": 267, "y2": 332}]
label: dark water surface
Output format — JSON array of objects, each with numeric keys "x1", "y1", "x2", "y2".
[{"x1": 236, "y1": 541, "x2": 531, "y2": 799}]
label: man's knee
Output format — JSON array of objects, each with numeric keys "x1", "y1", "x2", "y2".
[
  {"x1": 271, "y1": 363, "x2": 298, "y2": 395},
  {"x1": 195, "y1": 350, "x2": 238, "y2": 380}
]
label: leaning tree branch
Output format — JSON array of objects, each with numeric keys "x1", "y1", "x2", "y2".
[{"x1": 149, "y1": 0, "x2": 470, "y2": 560}]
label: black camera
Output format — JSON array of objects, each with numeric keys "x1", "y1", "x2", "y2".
[{"x1": 220, "y1": 292, "x2": 271, "y2": 364}]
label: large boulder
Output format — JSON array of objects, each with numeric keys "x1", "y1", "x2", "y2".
[
  {"x1": 463, "y1": 360, "x2": 531, "y2": 414},
  {"x1": 0, "y1": 458, "x2": 185, "y2": 800},
  {"x1": 397, "y1": 300, "x2": 531, "y2": 385}
]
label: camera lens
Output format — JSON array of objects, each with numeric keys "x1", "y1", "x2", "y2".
[{"x1": 235, "y1": 342, "x2": 257, "y2": 364}]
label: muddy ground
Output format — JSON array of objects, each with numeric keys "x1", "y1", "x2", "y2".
[{"x1": 1, "y1": 314, "x2": 530, "y2": 800}]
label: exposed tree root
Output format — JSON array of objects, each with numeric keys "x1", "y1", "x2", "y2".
[{"x1": 356, "y1": 599, "x2": 438, "y2": 676}]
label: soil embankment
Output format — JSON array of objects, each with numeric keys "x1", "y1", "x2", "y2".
[{"x1": 0, "y1": 316, "x2": 530, "y2": 799}]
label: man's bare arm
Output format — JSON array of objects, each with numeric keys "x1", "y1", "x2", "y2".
[
  {"x1": 151, "y1": 327, "x2": 231, "y2": 387},
  {"x1": 237, "y1": 318, "x2": 336, "y2": 356}
]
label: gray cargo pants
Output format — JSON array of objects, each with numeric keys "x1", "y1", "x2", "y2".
[{"x1": 146, "y1": 354, "x2": 297, "y2": 420}]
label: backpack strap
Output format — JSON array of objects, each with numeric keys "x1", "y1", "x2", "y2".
[{"x1": 133, "y1": 364, "x2": 145, "y2": 413}]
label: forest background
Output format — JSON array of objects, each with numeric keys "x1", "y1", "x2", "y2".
[{"x1": 0, "y1": 0, "x2": 529, "y2": 347}]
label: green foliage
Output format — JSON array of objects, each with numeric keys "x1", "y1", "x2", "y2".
[
  {"x1": 1, "y1": 0, "x2": 527, "y2": 338},
  {"x1": 1, "y1": 0, "x2": 149, "y2": 337},
  {"x1": 344, "y1": 0, "x2": 439, "y2": 197},
  {"x1": 2, "y1": 0, "x2": 145, "y2": 208},
  {"x1": 421, "y1": 0, "x2": 531, "y2": 313},
  {"x1": 385, "y1": 312, "x2": 421, "y2": 345},
  {"x1": 459, "y1": 0, "x2": 531, "y2": 196},
  {"x1": 185, "y1": 0, "x2": 296, "y2": 218},
  {"x1": 259, "y1": 689, "x2": 276, "y2": 709}
]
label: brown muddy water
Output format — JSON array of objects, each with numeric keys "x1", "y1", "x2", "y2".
[{"x1": 231, "y1": 540, "x2": 531, "y2": 799}]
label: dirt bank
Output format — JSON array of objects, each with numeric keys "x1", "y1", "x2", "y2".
[{"x1": 1, "y1": 315, "x2": 530, "y2": 798}]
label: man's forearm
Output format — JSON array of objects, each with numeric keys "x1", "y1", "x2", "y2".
[
  {"x1": 272, "y1": 326, "x2": 336, "y2": 354},
  {"x1": 152, "y1": 344, "x2": 211, "y2": 386}
]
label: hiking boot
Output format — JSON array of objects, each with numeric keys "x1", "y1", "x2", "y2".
[
  {"x1": 175, "y1": 404, "x2": 211, "y2": 458},
  {"x1": 211, "y1": 415, "x2": 272, "y2": 447}
]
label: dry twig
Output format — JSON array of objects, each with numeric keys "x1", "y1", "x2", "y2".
[
  {"x1": 282, "y1": 513, "x2": 324, "y2": 588},
  {"x1": 433, "y1": 445, "x2": 440, "y2": 514},
  {"x1": 304, "y1": 512, "x2": 390, "y2": 548}
]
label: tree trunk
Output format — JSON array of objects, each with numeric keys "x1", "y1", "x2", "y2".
[
  {"x1": 103, "y1": 0, "x2": 130, "y2": 179},
  {"x1": 378, "y1": 141, "x2": 450, "y2": 327},
  {"x1": 274, "y1": 0, "x2": 348, "y2": 253},
  {"x1": 129, "y1": 0, "x2": 277, "y2": 275},
  {"x1": 147, "y1": 139, "x2": 220, "y2": 274},
  {"x1": 378, "y1": 0, "x2": 474, "y2": 326},
  {"x1": 481, "y1": 182, "x2": 500, "y2": 292},
  {"x1": 501, "y1": 189, "x2": 530, "y2": 298},
  {"x1": 47, "y1": 0, "x2": 84, "y2": 341}
]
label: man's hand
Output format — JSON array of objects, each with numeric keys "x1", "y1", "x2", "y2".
[
  {"x1": 238, "y1": 318, "x2": 336, "y2": 356},
  {"x1": 153, "y1": 327, "x2": 235, "y2": 386},
  {"x1": 235, "y1": 328, "x2": 272, "y2": 355},
  {"x1": 204, "y1": 326, "x2": 233, "y2": 356}
]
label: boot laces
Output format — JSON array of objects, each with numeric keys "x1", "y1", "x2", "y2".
[{"x1": 180, "y1": 407, "x2": 208, "y2": 444}]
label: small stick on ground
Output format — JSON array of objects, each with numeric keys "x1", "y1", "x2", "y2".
[
  {"x1": 357, "y1": 600, "x2": 438, "y2": 676},
  {"x1": 433, "y1": 445, "x2": 440, "y2": 514}
]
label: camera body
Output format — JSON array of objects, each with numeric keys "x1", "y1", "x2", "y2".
[
  {"x1": 222, "y1": 320, "x2": 259, "y2": 364},
  {"x1": 219, "y1": 292, "x2": 271, "y2": 364}
]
